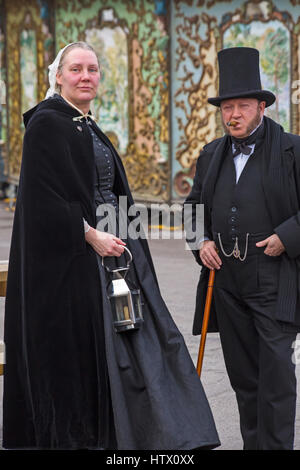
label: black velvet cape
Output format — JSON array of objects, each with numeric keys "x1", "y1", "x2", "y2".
[{"x1": 2, "y1": 96, "x2": 220, "y2": 450}]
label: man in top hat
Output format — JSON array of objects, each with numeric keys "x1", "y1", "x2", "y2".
[{"x1": 184, "y1": 47, "x2": 300, "y2": 450}]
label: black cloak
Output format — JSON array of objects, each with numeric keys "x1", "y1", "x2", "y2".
[{"x1": 2, "y1": 96, "x2": 220, "y2": 450}]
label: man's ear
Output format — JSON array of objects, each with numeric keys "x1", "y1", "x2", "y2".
[{"x1": 259, "y1": 100, "x2": 266, "y2": 113}]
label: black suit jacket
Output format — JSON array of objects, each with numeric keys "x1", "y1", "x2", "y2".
[{"x1": 185, "y1": 128, "x2": 300, "y2": 334}]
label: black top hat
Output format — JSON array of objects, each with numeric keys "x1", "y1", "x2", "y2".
[{"x1": 208, "y1": 47, "x2": 276, "y2": 107}]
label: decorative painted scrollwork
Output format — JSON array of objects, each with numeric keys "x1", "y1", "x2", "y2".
[
  {"x1": 172, "y1": 6, "x2": 219, "y2": 196},
  {"x1": 6, "y1": 0, "x2": 54, "y2": 181},
  {"x1": 172, "y1": 0, "x2": 300, "y2": 199},
  {"x1": 123, "y1": 141, "x2": 168, "y2": 200}
]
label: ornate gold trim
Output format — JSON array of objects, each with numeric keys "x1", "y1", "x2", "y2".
[
  {"x1": 6, "y1": 0, "x2": 54, "y2": 181},
  {"x1": 219, "y1": 0, "x2": 297, "y2": 134},
  {"x1": 173, "y1": 0, "x2": 299, "y2": 197}
]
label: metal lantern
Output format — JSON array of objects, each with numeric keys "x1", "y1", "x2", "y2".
[{"x1": 103, "y1": 247, "x2": 144, "y2": 333}]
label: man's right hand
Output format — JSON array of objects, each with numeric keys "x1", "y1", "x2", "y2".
[{"x1": 199, "y1": 240, "x2": 222, "y2": 270}]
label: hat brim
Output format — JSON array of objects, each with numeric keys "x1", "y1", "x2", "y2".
[{"x1": 208, "y1": 90, "x2": 276, "y2": 108}]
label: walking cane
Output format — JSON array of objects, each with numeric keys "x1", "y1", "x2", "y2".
[{"x1": 196, "y1": 269, "x2": 216, "y2": 377}]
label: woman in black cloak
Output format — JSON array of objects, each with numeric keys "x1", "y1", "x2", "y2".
[{"x1": 2, "y1": 42, "x2": 220, "y2": 450}]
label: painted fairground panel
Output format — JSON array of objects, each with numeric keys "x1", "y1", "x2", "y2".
[
  {"x1": 86, "y1": 23, "x2": 129, "y2": 153},
  {"x1": 0, "y1": 0, "x2": 7, "y2": 189},
  {"x1": 223, "y1": 21, "x2": 290, "y2": 131},
  {"x1": 171, "y1": 0, "x2": 219, "y2": 200},
  {"x1": 55, "y1": 0, "x2": 170, "y2": 202},
  {"x1": 171, "y1": 0, "x2": 299, "y2": 201},
  {"x1": 6, "y1": 0, "x2": 54, "y2": 182},
  {"x1": 20, "y1": 30, "x2": 38, "y2": 122}
]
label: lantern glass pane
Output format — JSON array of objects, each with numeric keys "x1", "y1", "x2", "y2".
[
  {"x1": 113, "y1": 295, "x2": 131, "y2": 322},
  {"x1": 132, "y1": 290, "x2": 143, "y2": 321}
]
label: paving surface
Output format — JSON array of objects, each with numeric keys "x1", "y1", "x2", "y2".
[{"x1": 0, "y1": 201, "x2": 299, "y2": 450}]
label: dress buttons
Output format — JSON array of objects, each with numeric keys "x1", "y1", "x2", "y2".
[{"x1": 231, "y1": 206, "x2": 237, "y2": 212}]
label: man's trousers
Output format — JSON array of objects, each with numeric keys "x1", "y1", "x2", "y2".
[{"x1": 213, "y1": 250, "x2": 297, "y2": 450}]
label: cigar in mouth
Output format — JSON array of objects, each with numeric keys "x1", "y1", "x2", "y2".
[{"x1": 226, "y1": 121, "x2": 239, "y2": 127}]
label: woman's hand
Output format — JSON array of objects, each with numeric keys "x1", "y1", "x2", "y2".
[{"x1": 85, "y1": 227, "x2": 126, "y2": 257}]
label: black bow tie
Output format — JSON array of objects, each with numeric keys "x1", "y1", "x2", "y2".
[
  {"x1": 231, "y1": 122, "x2": 264, "y2": 158},
  {"x1": 232, "y1": 140, "x2": 254, "y2": 158}
]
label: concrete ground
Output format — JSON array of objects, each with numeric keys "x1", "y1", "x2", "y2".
[{"x1": 0, "y1": 200, "x2": 299, "y2": 450}]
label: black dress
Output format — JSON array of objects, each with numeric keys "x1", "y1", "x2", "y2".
[
  {"x1": 3, "y1": 95, "x2": 220, "y2": 450},
  {"x1": 86, "y1": 120, "x2": 220, "y2": 450}
]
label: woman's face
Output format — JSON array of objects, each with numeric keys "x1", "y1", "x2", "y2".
[{"x1": 56, "y1": 48, "x2": 100, "y2": 110}]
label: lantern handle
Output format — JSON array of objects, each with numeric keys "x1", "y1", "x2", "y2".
[{"x1": 102, "y1": 246, "x2": 133, "y2": 273}]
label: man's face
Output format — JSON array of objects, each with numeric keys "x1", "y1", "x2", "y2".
[{"x1": 220, "y1": 98, "x2": 266, "y2": 138}]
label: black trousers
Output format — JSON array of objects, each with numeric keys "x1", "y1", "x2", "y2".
[{"x1": 213, "y1": 250, "x2": 297, "y2": 450}]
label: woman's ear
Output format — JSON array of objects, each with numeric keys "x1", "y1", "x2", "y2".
[{"x1": 56, "y1": 72, "x2": 62, "y2": 86}]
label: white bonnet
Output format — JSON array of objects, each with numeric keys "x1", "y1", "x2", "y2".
[{"x1": 44, "y1": 42, "x2": 76, "y2": 99}]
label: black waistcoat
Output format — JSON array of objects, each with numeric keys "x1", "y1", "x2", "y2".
[
  {"x1": 211, "y1": 144, "x2": 274, "y2": 245},
  {"x1": 87, "y1": 122, "x2": 118, "y2": 210}
]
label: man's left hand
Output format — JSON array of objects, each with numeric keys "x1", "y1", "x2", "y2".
[{"x1": 256, "y1": 234, "x2": 285, "y2": 256}]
